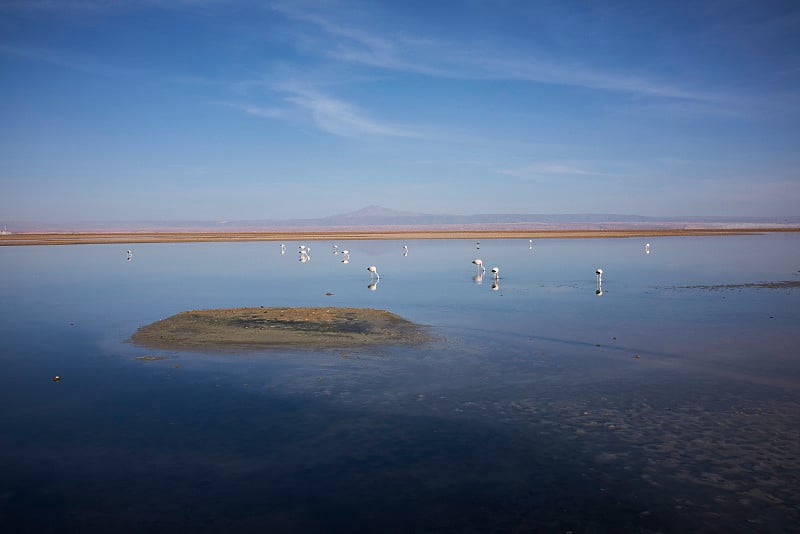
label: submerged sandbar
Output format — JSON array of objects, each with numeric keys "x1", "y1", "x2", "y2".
[{"x1": 130, "y1": 307, "x2": 431, "y2": 350}]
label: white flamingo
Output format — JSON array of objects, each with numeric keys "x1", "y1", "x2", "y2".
[
  {"x1": 645, "y1": 243, "x2": 651, "y2": 254},
  {"x1": 403, "y1": 244, "x2": 408, "y2": 257},
  {"x1": 491, "y1": 267, "x2": 499, "y2": 280},
  {"x1": 367, "y1": 265, "x2": 380, "y2": 279},
  {"x1": 333, "y1": 244, "x2": 339, "y2": 254},
  {"x1": 341, "y1": 250, "x2": 350, "y2": 263},
  {"x1": 596, "y1": 268, "x2": 603, "y2": 296},
  {"x1": 280, "y1": 243, "x2": 286, "y2": 254},
  {"x1": 472, "y1": 259, "x2": 486, "y2": 272}
]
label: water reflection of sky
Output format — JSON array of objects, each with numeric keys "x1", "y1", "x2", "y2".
[{"x1": 1, "y1": 233, "x2": 799, "y2": 531}]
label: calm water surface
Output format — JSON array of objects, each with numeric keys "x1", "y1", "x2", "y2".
[{"x1": 1, "y1": 234, "x2": 799, "y2": 532}]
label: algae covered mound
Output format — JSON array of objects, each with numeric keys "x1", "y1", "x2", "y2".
[{"x1": 130, "y1": 307, "x2": 431, "y2": 350}]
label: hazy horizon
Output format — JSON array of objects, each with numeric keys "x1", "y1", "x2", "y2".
[
  {"x1": 3, "y1": 205, "x2": 800, "y2": 233},
  {"x1": 2, "y1": 1, "x2": 799, "y2": 221}
]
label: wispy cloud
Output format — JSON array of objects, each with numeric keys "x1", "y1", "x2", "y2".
[
  {"x1": 0, "y1": 0, "x2": 224, "y2": 11},
  {"x1": 497, "y1": 163, "x2": 626, "y2": 180},
  {"x1": 283, "y1": 87, "x2": 420, "y2": 138},
  {"x1": 227, "y1": 103, "x2": 289, "y2": 120},
  {"x1": 270, "y1": 1, "x2": 456, "y2": 78},
  {"x1": 270, "y1": 2, "x2": 730, "y2": 104},
  {"x1": 0, "y1": 43, "x2": 218, "y2": 86},
  {"x1": 232, "y1": 83, "x2": 424, "y2": 139},
  {"x1": 0, "y1": 43, "x2": 135, "y2": 77}
]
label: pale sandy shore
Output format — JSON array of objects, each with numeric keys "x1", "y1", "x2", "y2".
[{"x1": 2, "y1": 228, "x2": 799, "y2": 246}]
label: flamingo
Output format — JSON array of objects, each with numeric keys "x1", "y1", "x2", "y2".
[
  {"x1": 367, "y1": 265, "x2": 380, "y2": 279},
  {"x1": 472, "y1": 259, "x2": 486, "y2": 272},
  {"x1": 280, "y1": 243, "x2": 286, "y2": 254},
  {"x1": 596, "y1": 268, "x2": 603, "y2": 296},
  {"x1": 491, "y1": 267, "x2": 499, "y2": 279},
  {"x1": 403, "y1": 244, "x2": 408, "y2": 257},
  {"x1": 645, "y1": 243, "x2": 651, "y2": 254},
  {"x1": 476, "y1": 241, "x2": 480, "y2": 250},
  {"x1": 333, "y1": 244, "x2": 339, "y2": 254},
  {"x1": 341, "y1": 250, "x2": 350, "y2": 263},
  {"x1": 126, "y1": 249, "x2": 132, "y2": 261}
]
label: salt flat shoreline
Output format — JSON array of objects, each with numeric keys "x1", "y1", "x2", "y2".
[{"x1": 1, "y1": 228, "x2": 799, "y2": 246}]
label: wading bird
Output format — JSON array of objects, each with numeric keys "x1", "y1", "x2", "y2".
[
  {"x1": 472, "y1": 259, "x2": 486, "y2": 272},
  {"x1": 645, "y1": 243, "x2": 651, "y2": 254},
  {"x1": 341, "y1": 250, "x2": 350, "y2": 263},
  {"x1": 596, "y1": 268, "x2": 603, "y2": 296},
  {"x1": 403, "y1": 244, "x2": 408, "y2": 257},
  {"x1": 367, "y1": 265, "x2": 380, "y2": 279},
  {"x1": 491, "y1": 267, "x2": 500, "y2": 279}
]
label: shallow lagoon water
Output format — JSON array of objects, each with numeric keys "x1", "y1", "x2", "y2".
[{"x1": 1, "y1": 234, "x2": 799, "y2": 531}]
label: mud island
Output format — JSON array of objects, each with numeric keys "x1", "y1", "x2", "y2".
[{"x1": 130, "y1": 307, "x2": 432, "y2": 350}]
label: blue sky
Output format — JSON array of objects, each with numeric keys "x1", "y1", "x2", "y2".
[{"x1": 1, "y1": 0, "x2": 799, "y2": 222}]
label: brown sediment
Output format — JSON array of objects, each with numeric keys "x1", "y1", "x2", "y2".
[
  {"x1": 2, "y1": 227, "x2": 799, "y2": 246},
  {"x1": 130, "y1": 307, "x2": 432, "y2": 351}
]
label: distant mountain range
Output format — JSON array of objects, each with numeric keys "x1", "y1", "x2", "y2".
[{"x1": 5, "y1": 205, "x2": 800, "y2": 232}]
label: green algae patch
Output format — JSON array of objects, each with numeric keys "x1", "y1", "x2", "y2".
[{"x1": 130, "y1": 307, "x2": 432, "y2": 351}]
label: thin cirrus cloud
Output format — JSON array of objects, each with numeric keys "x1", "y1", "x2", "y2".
[
  {"x1": 497, "y1": 164, "x2": 627, "y2": 181},
  {"x1": 235, "y1": 85, "x2": 424, "y2": 139},
  {"x1": 271, "y1": 3, "x2": 729, "y2": 105}
]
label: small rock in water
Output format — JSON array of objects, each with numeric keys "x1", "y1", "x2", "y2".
[
  {"x1": 634, "y1": 354, "x2": 641, "y2": 359},
  {"x1": 52, "y1": 375, "x2": 61, "y2": 382}
]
